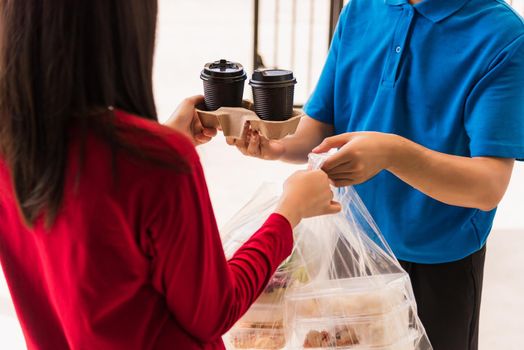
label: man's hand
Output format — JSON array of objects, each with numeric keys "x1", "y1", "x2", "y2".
[
  {"x1": 313, "y1": 132, "x2": 398, "y2": 186},
  {"x1": 165, "y1": 95, "x2": 217, "y2": 146},
  {"x1": 226, "y1": 115, "x2": 334, "y2": 164},
  {"x1": 225, "y1": 126, "x2": 286, "y2": 160},
  {"x1": 313, "y1": 131, "x2": 514, "y2": 211}
]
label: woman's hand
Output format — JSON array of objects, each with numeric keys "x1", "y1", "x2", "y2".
[
  {"x1": 165, "y1": 95, "x2": 217, "y2": 146},
  {"x1": 226, "y1": 127, "x2": 285, "y2": 160},
  {"x1": 312, "y1": 132, "x2": 399, "y2": 187},
  {"x1": 275, "y1": 170, "x2": 341, "y2": 228}
]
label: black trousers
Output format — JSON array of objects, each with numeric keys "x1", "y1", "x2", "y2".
[{"x1": 399, "y1": 245, "x2": 486, "y2": 350}]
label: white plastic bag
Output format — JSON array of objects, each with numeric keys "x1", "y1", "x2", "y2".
[{"x1": 222, "y1": 153, "x2": 432, "y2": 350}]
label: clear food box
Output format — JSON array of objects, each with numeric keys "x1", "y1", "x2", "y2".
[
  {"x1": 289, "y1": 302, "x2": 412, "y2": 348},
  {"x1": 297, "y1": 332, "x2": 417, "y2": 350},
  {"x1": 285, "y1": 274, "x2": 410, "y2": 320},
  {"x1": 237, "y1": 303, "x2": 284, "y2": 325},
  {"x1": 228, "y1": 326, "x2": 286, "y2": 350}
]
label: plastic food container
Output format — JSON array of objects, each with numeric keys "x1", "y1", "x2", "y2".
[
  {"x1": 237, "y1": 303, "x2": 284, "y2": 325},
  {"x1": 293, "y1": 336, "x2": 416, "y2": 350},
  {"x1": 285, "y1": 273, "x2": 410, "y2": 319},
  {"x1": 290, "y1": 302, "x2": 412, "y2": 348},
  {"x1": 228, "y1": 326, "x2": 286, "y2": 350},
  {"x1": 257, "y1": 270, "x2": 294, "y2": 304}
]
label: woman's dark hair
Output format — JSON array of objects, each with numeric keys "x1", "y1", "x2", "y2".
[{"x1": 0, "y1": 0, "x2": 179, "y2": 226}]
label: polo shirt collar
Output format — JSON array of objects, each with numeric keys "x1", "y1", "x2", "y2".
[
  {"x1": 384, "y1": 0, "x2": 470, "y2": 23},
  {"x1": 384, "y1": 0, "x2": 409, "y2": 5}
]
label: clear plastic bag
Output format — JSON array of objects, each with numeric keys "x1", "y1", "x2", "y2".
[{"x1": 222, "y1": 153, "x2": 432, "y2": 350}]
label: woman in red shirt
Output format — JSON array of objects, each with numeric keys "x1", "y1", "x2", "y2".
[{"x1": 0, "y1": 1, "x2": 339, "y2": 349}]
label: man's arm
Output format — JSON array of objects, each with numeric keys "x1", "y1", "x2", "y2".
[
  {"x1": 226, "y1": 115, "x2": 333, "y2": 164},
  {"x1": 314, "y1": 132, "x2": 515, "y2": 211}
]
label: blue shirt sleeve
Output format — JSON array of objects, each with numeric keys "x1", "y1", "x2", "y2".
[
  {"x1": 464, "y1": 34, "x2": 524, "y2": 161},
  {"x1": 303, "y1": 5, "x2": 350, "y2": 125}
]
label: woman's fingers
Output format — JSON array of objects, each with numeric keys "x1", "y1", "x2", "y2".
[
  {"x1": 191, "y1": 111, "x2": 204, "y2": 132},
  {"x1": 183, "y1": 95, "x2": 205, "y2": 106},
  {"x1": 326, "y1": 201, "x2": 342, "y2": 214},
  {"x1": 190, "y1": 111, "x2": 216, "y2": 145},
  {"x1": 195, "y1": 134, "x2": 212, "y2": 144}
]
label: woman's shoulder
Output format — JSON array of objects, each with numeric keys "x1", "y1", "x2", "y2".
[
  {"x1": 112, "y1": 108, "x2": 198, "y2": 165},
  {"x1": 70, "y1": 109, "x2": 202, "y2": 194}
]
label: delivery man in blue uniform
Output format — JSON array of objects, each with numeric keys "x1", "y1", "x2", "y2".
[{"x1": 228, "y1": 0, "x2": 524, "y2": 349}]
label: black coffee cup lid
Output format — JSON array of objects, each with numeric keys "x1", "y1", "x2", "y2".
[
  {"x1": 250, "y1": 69, "x2": 297, "y2": 87},
  {"x1": 201, "y1": 59, "x2": 247, "y2": 82}
]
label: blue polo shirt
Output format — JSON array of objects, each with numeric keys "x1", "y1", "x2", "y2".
[{"x1": 304, "y1": 0, "x2": 524, "y2": 263}]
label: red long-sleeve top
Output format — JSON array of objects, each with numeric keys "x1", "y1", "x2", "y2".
[{"x1": 0, "y1": 110, "x2": 293, "y2": 349}]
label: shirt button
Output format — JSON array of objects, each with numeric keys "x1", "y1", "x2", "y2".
[{"x1": 395, "y1": 46, "x2": 401, "y2": 53}]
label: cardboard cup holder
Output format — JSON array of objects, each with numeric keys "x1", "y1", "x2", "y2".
[{"x1": 196, "y1": 100, "x2": 304, "y2": 140}]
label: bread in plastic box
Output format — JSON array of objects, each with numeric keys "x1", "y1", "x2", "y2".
[
  {"x1": 286, "y1": 274, "x2": 409, "y2": 319},
  {"x1": 285, "y1": 274, "x2": 412, "y2": 347},
  {"x1": 236, "y1": 303, "x2": 284, "y2": 328},
  {"x1": 292, "y1": 302, "x2": 411, "y2": 348},
  {"x1": 229, "y1": 326, "x2": 286, "y2": 350},
  {"x1": 295, "y1": 330, "x2": 418, "y2": 350}
]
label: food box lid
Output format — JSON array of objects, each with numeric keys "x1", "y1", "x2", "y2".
[{"x1": 286, "y1": 273, "x2": 408, "y2": 300}]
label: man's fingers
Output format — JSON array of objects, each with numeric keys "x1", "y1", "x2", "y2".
[
  {"x1": 323, "y1": 154, "x2": 352, "y2": 172},
  {"x1": 225, "y1": 123, "x2": 250, "y2": 153},
  {"x1": 235, "y1": 138, "x2": 248, "y2": 155},
  {"x1": 246, "y1": 132, "x2": 261, "y2": 157},
  {"x1": 225, "y1": 137, "x2": 236, "y2": 146},
  {"x1": 240, "y1": 121, "x2": 250, "y2": 141},
  {"x1": 330, "y1": 173, "x2": 357, "y2": 181},
  {"x1": 231, "y1": 122, "x2": 250, "y2": 154},
  {"x1": 324, "y1": 165, "x2": 356, "y2": 177},
  {"x1": 333, "y1": 179, "x2": 354, "y2": 187},
  {"x1": 328, "y1": 172, "x2": 356, "y2": 181},
  {"x1": 312, "y1": 134, "x2": 352, "y2": 154},
  {"x1": 328, "y1": 173, "x2": 359, "y2": 187}
]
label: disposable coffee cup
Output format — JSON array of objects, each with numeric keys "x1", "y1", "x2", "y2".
[
  {"x1": 200, "y1": 59, "x2": 247, "y2": 111},
  {"x1": 249, "y1": 69, "x2": 297, "y2": 121}
]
